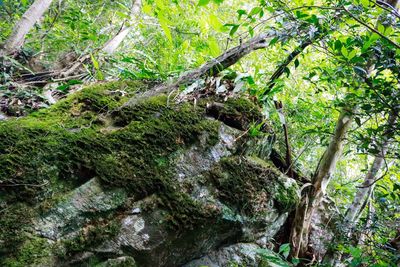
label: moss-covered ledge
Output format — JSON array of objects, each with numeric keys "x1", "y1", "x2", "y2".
[
  {"x1": 0, "y1": 80, "x2": 269, "y2": 266},
  {"x1": 210, "y1": 156, "x2": 299, "y2": 215}
]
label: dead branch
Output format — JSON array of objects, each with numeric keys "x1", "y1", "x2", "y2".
[{"x1": 124, "y1": 32, "x2": 273, "y2": 107}]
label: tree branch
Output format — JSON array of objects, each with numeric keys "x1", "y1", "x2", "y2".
[
  {"x1": 124, "y1": 32, "x2": 273, "y2": 106},
  {"x1": 343, "y1": 6, "x2": 400, "y2": 49}
]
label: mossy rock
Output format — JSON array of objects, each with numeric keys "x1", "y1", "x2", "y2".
[
  {"x1": 210, "y1": 156, "x2": 299, "y2": 215},
  {"x1": 0, "y1": 80, "x2": 297, "y2": 266}
]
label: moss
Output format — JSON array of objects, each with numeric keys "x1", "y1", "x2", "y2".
[
  {"x1": 28, "y1": 80, "x2": 150, "y2": 129},
  {"x1": 274, "y1": 179, "x2": 299, "y2": 212},
  {"x1": 210, "y1": 156, "x2": 299, "y2": 215},
  {"x1": 221, "y1": 98, "x2": 262, "y2": 121},
  {"x1": 92, "y1": 96, "x2": 219, "y2": 197},
  {"x1": 0, "y1": 80, "x2": 265, "y2": 259},
  {"x1": 247, "y1": 157, "x2": 299, "y2": 212},
  {"x1": 157, "y1": 190, "x2": 220, "y2": 229},
  {"x1": 95, "y1": 256, "x2": 137, "y2": 267},
  {"x1": 2, "y1": 237, "x2": 53, "y2": 267},
  {"x1": 203, "y1": 97, "x2": 263, "y2": 131},
  {"x1": 61, "y1": 218, "x2": 121, "y2": 257},
  {"x1": 0, "y1": 203, "x2": 35, "y2": 258}
]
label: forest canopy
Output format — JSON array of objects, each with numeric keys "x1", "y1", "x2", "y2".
[{"x1": 0, "y1": 0, "x2": 400, "y2": 266}]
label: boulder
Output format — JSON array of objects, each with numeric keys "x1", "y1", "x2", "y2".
[{"x1": 0, "y1": 81, "x2": 299, "y2": 266}]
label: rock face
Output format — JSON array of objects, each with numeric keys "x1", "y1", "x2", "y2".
[{"x1": 0, "y1": 81, "x2": 299, "y2": 266}]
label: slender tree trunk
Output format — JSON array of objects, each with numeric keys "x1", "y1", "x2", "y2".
[
  {"x1": 101, "y1": 0, "x2": 141, "y2": 54},
  {"x1": 2, "y1": 0, "x2": 54, "y2": 55},
  {"x1": 358, "y1": 192, "x2": 375, "y2": 246},
  {"x1": 289, "y1": 0, "x2": 399, "y2": 260},
  {"x1": 59, "y1": 0, "x2": 141, "y2": 77},
  {"x1": 323, "y1": 110, "x2": 398, "y2": 265},
  {"x1": 343, "y1": 114, "x2": 396, "y2": 224},
  {"x1": 290, "y1": 107, "x2": 355, "y2": 259},
  {"x1": 102, "y1": 27, "x2": 132, "y2": 54}
]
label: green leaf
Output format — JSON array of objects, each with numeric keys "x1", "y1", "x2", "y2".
[
  {"x1": 158, "y1": 15, "x2": 173, "y2": 43},
  {"x1": 279, "y1": 243, "x2": 290, "y2": 259},
  {"x1": 334, "y1": 40, "x2": 342, "y2": 51},
  {"x1": 90, "y1": 54, "x2": 100, "y2": 70},
  {"x1": 377, "y1": 24, "x2": 385, "y2": 34},
  {"x1": 355, "y1": 117, "x2": 361, "y2": 127},
  {"x1": 209, "y1": 14, "x2": 223, "y2": 31},
  {"x1": 269, "y1": 36, "x2": 279, "y2": 46},
  {"x1": 249, "y1": 7, "x2": 262, "y2": 17},
  {"x1": 294, "y1": 58, "x2": 299, "y2": 68},
  {"x1": 229, "y1": 24, "x2": 239, "y2": 36},
  {"x1": 248, "y1": 26, "x2": 254, "y2": 37},
  {"x1": 295, "y1": 10, "x2": 309, "y2": 19},
  {"x1": 56, "y1": 84, "x2": 70, "y2": 92},
  {"x1": 142, "y1": 4, "x2": 152, "y2": 14},
  {"x1": 341, "y1": 46, "x2": 348, "y2": 58},
  {"x1": 67, "y1": 79, "x2": 83, "y2": 86},
  {"x1": 237, "y1": 9, "x2": 246, "y2": 20},
  {"x1": 155, "y1": 0, "x2": 165, "y2": 9},
  {"x1": 384, "y1": 26, "x2": 394, "y2": 36},
  {"x1": 115, "y1": 11, "x2": 130, "y2": 19},
  {"x1": 284, "y1": 67, "x2": 290, "y2": 77},
  {"x1": 347, "y1": 50, "x2": 357, "y2": 60},
  {"x1": 207, "y1": 37, "x2": 220, "y2": 57},
  {"x1": 360, "y1": 0, "x2": 370, "y2": 8},
  {"x1": 198, "y1": 0, "x2": 210, "y2": 6},
  {"x1": 292, "y1": 258, "x2": 300, "y2": 265}
]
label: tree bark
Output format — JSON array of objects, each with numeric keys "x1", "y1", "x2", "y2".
[
  {"x1": 343, "y1": 113, "x2": 397, "y2": 224},
  {"x1": 289, "y1": 0, "x2": 399, "y2": 260},
  {"x1": 323, "y1": 109, "x2": 398, "y2": 265},
  {"x1": 2, "y1": 0, "x2": 54, "y2": 55},
  {"x1": 58, "y1": 0, "x2": 142, "y2": 78},
  {"x1": 124, "y1": 32, "x2": 273, "y2": 107},
  {"x1": 290, "y1": 106, "x2": 355, "y2": 259},
  {"x1": 101, "y1": 0, "x2": 142, "y2": 54}
]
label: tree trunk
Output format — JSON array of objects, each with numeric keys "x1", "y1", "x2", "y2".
[
  {"x1": 58, "y1": 0, "x2": 141, "y2": 77},
  {"x1": 343, "y1": 113, "x2": 396, "y2": 224},
  {"x1": 101, "y1": 0, "x2": 141, "y2": 54},
  {"x1": 323, "y1": 109, "x2": 398, "y2": 265},
  {"x1": 290, "y1": 106, "x2": 355, "y2": 259},
  {"x1": 2, "y1": 0, "x2": 54, "y2": 55},
  {"x1": 289, "y1": 0, "x2": 399, "y2": 260}
]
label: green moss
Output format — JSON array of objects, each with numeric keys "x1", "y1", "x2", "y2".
[
  {"x1": 29, "y1": 80, "x2": 149, "y2": 129},
  {"x1": 95, "y1": 95, "x2": 220, "y2": 194},
  {"x1": 210, "y1": 156, "x2": 299, "y2": 215},
  {"x1": 2, "y1": 237, "x2": 53, "y2": 267},
  {"x1": 274, "y1": 179, "x2": 299, "y2": 212},
  {"x1": 62, "y1": 218, "x2": 121, "y2": 257},
  {"x1": 157, "y1": 190, "x2": 220, "y2": 229},
  {"x1": 95, "y1": 256, "x2": 137, "y2": 267},
  {"x1": 220, "y1": 98, "x2": 262, "y2": 121},
  {"x1": 247, "y1": 157, "x2": 299, "y2": 212},
  {"x1": 202, "y1": 97, "x2": 263, "y2": 131},
  {"x1": 0, "y1": 80, "x2": 265, "y2": 259},
  {"x1": 0, "y1": 203, "x2": 36, "y2": 258}
]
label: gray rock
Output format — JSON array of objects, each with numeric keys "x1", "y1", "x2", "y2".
[
  {"x1": 34, "y1": 178, "x2": 127, "y2": 240},
  {"x1": 183, "y1": 243, "x2": 262, "y2": 267},
  {"x1": 4, "y1": 99, "x2": 299, "y2": 267}
]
